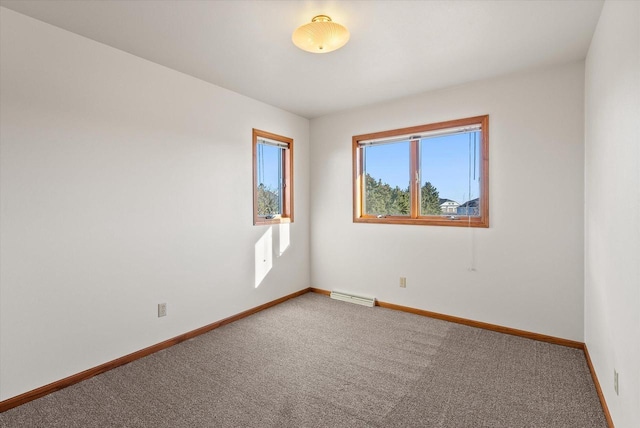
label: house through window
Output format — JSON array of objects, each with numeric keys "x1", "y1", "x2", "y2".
[{"x1": 352, "y1": 115, "x2": 489, "y2": 227}]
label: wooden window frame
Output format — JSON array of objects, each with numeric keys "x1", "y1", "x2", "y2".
[
  {"x1": 253, "y1": 129, "x2": 294, "y2": 225},
  {"x1": 352, "y1": 115, "x2": 489, "y2": 228}
]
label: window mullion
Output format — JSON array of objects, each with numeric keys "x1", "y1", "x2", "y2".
[{"x1": 410, "y1": 139, "x2": 420, "y2": 219}]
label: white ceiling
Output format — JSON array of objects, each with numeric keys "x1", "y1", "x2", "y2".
[{"x1": 0, "y1": 0, "x2": 604, "y2": 119}]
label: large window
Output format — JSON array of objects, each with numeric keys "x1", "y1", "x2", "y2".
[
  {"x1": 253, "y1": 129, "x2": 293, "y2": 225},
  {"x1": 353, "y1": 115, "x2": 489, "y2": 227}
]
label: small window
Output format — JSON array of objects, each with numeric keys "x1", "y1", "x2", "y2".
[
  {"x1": 253, "y1": 129, "x2": 293, "y2": 225},
  {"x1": 353, "y1": 115, "x2": 489, "y2": 227}
]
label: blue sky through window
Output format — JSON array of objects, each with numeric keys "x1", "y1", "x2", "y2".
[
  {"x1": 364, "y1": 140, "x2": 410, "y2": 190},
  {"x1": 257, "y1": 143, "x2": 282, "y2": 190},
  {"x1": 364, "y1": 132, "x2": 480, "y2": 204}
]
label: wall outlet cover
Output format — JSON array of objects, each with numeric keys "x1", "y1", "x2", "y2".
[{"x1": 158, "y1": 303, "x2": 167, "y2": 317}]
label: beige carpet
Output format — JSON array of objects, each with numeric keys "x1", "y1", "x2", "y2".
[{"x1": 0, "y1": 292, "x2": 607, "y2": 427}]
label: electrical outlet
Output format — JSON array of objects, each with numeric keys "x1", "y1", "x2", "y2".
[
  {"x1": 158, "y1": 303, "x2": 167, "y2": 318},
  {"x1": 399, "y1": 277, "x2": 407, "y2": 288},
  {"x1": 614, "y1": 369, "x2": 619, "y2": 395}
]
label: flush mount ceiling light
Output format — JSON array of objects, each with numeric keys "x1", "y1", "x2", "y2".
[{"x1": 292, "y1": 15, "x2": 350, "y2": 53}]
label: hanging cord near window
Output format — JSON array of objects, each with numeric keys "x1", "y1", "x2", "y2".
[{"x1": 467, "y1": 132, "x2": 476, "y2": 272}]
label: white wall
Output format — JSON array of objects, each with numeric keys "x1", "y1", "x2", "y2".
[
  {"x1": 5, "y1": 4, "x2": 636, "y2": 421},
  {"x1": 310, "y1": 62, "x2": 586, "y2": 341},
  {"x1": 585, "y1": 1, "x2": 640, "y2": 427},
  {"x1": 0, "y1": 8, "x2": 310, "y2": 401}
]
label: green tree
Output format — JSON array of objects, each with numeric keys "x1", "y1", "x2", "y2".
[
  {"x1": 420, "y1": 181, "x2": 441, "y2": 215},
  {"x1": 364, "y1": 174, "x2": 410, "y2": 216},
  {"x1": 393, "y1": 186, "x2": 410, "y2": 215},
  {"x1": 257, "y1": 184, "x2": 280, "y2": 216},
  {"x1": 364, "y1": 174, "x2": 441, "y2": 216},
  {"x1": 364, "y1": 175, "x2": 385, "y2": 215},
  {"x1": 385, "y1": 185, "x2": 405, "y2": 215}
]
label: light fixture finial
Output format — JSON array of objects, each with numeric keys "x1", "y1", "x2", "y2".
[{"x1": 311, "y1": 15, "x2": 331, "y2": 23}]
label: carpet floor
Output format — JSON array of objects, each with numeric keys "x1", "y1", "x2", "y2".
[{"x1": 0, "y1": 292, "x2": 607, "y2": 427}]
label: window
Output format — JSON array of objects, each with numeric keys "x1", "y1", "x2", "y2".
[
  {"x1": 253, "y1": 129, "x2": 293, "y2": 225},
  {"x1": 353, "y1": 115, "x2": 489, "y2": 227}
]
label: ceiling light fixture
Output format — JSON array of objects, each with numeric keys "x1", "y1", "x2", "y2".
[{"x1": 292, "y1": 15, "x2": 350, "y2": 54}]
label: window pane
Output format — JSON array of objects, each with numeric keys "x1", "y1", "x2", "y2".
[
  {"x1": 420, "y1": 131, "x2": 481, "y2": 216},
  {"x1": 256, "y1": 143, "x2": 283, "y2": 217},
  {"x1": 363, "y1": 141, "x2": 410, "y2": 216}
]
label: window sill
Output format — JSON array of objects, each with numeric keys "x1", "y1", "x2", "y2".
[
  {"x1": 354, "y1": 216, "x2": 488, "y2": 228},
  {"x1": 254, "y1": 217, "x2": 292, "y2": 226}
]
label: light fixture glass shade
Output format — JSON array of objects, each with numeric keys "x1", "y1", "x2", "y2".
[{"x1": 292, "y1": 15, "x2": 350, "y2": 53}]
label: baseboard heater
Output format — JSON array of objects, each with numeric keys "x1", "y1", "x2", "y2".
[{"x1": 330, "y1": 291, "x2": 376, "y2": 307}]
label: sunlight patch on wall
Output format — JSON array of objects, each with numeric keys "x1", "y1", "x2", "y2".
[
  {"x1": 254, "y1": 227, "x2": 273, "y2": 288},
  {"x1": 279, "y1": 223, "x2": 290, "y2": 256}
]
